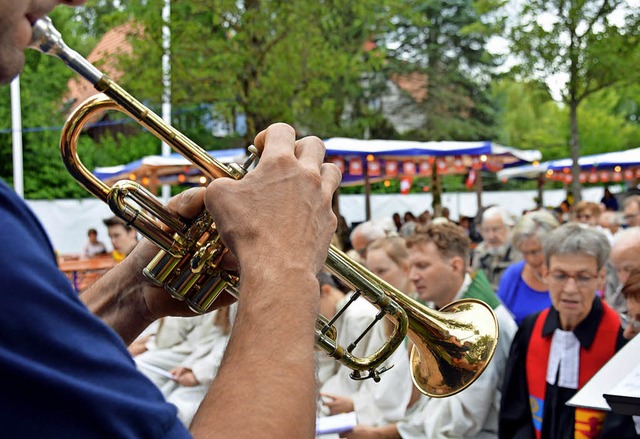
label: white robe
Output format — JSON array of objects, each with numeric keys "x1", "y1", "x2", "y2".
[
  {"x1": 318, "y1": 293, "x2": 413, "y2": 428},
  {"x1": 397, "y1": 276, "x2": 517, "y2": 439},
  {"x1": 135, "y1": 304, "x2": 236, "y2": 426}
]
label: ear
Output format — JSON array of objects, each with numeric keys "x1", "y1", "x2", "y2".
[
  {"x1": 449, "y1": 256, "x2": 465, "y2": 275},
  {"x1": 320, "y1": 284, "x2": 333, "y2": 297},
  {"x1": 401, "y1": 260, "x2": 410, "y2": 276}
]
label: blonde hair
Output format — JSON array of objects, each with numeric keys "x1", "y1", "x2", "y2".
[{"x1": 367, "y1": 236, "x2": 409, "y2": 267}]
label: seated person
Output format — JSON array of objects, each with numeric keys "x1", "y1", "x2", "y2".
[
  {"x1": 344, "y1": 222, "x2": 517, "y2": 439},
  {"x1": 103, "y1": 215, "x2": 139, "y2": 261},
  {"x1": 316, "y1": 272, "x2": 412, "y2": 429},
  {"x1": 499, "y1": 223, "x2": 637, "y2": 438},
  {"x1": 82, "y1": 228, "x2": 107, "y2": 257},
  {"x1": 132, "y1": 305, "x2": 235, "y2": 426}
]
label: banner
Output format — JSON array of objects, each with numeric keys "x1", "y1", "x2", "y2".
[
  {"x1": 465, "y1": 168, "x2": 476, "y2": 190},
  {"x1": 400, "y1": 176, "x2": 413, "y2": 195}
]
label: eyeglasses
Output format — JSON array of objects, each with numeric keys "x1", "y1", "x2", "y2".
[{"x1": 548, "y1": 272, "x2": 598, "y2": 288}]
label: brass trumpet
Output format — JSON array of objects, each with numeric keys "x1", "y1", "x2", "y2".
[{"x1": 30, "y1": 18, "x2": 498, "y2": 397}]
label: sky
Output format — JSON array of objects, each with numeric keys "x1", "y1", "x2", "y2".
[{"x1": 486, "y1": 0, "x2": 640, "y2": 102}]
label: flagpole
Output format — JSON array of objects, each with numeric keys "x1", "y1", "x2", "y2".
[
  {"x1": 161, "y1": 0, "x2": 172, "y2": 202},
  {"x1": 11, "y1": 76, "x2": 24, "y2": 198}
]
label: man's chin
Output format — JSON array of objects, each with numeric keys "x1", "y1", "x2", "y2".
[{"x1": 0, "y1": 48, "x2": 25, "y2": 85}]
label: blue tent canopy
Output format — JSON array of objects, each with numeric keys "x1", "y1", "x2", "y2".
[
  {"x1": 324, "y1": 138, "x2": 541, "y2": 165},
  {"x1": 93, "y1": 148, "x2": 248, "y2": 184},
  {"x1": 497, "y1": 148, "x2": 640, "y2": 181}
]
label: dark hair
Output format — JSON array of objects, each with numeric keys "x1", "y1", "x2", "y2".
[
  {"x1": 87, "y1": 228, "x2": 98, "y2": 236},
  {"x1": 103, "y1": 216, "x2": 131, "y2": 231},
  {"x1": 316, "y1": 271, "x2": 337, "y2": 288}
]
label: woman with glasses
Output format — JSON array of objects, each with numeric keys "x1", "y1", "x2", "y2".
[
  {"x1": 499, "y1": 224, "x2": 636, "y2": 438},
  {"x1": 497, "y1": 210, "x2": 559, "y2": 325}
]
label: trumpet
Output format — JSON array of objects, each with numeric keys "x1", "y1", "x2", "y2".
[{"x1": 30, "y1": 18, "x2": 498, "y2": 397}]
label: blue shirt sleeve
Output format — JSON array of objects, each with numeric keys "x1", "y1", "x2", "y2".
[{"x1": 0, "y1": 181, "x2": 191, "y2": 438}]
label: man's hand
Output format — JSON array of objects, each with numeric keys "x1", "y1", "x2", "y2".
[
  {"x1": 82, "y1": 187, "x2": 235, "y2": 344},
  {"x1": 204, "y1": 123, "x2": 341, "y2": 276},
  {"x1": 126, "y1": 187, "x2": 236, "y2": 321}
]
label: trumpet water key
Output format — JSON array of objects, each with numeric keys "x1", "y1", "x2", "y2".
[{"x1": 30, "y1": 17, "x2": 499, "y2": 397}]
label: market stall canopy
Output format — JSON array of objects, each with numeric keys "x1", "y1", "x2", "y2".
[
  {"x1": 94, "y1": 148, "x2": 247, "y2": 186},
  {"x1": 497, "y1": 147, "x2": 640, "y2": 184},
  {"x1": 324, "y1": 138, "x2": 541, "y2": 185}
]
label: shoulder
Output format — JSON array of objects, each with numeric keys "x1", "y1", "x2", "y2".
[
  {"x1": 495, "y1": 305, "x2": 518, "y2": 338},
  {"x1": 497, "y1": 262, "x2": 524, "y2": 297},
  {"x1": 504, "y1": 260, "x2": 525, "y2": 276}
]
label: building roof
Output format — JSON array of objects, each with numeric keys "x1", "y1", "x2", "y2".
[
  {"x1": 390, "y1": 71, "x2": 428, "y2": 103},
  {"x1": 65, "y1": 22, "x2": 139, "y2": 113}
]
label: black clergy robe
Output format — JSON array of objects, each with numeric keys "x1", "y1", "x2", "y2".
[{"x1": 498, "y1": 297, "x2": 638, "y2": 438}]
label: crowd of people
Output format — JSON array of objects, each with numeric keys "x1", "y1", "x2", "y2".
[
  {"x1": 319, "y1": 193, "x2": 640, "y2": 438},
  {"x1": 2, "y1": 2, "x2": 639, "y2": 437}
]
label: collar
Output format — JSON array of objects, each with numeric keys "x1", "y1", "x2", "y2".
[
  {"x1": 453, "y1": 273, "x2": 472, "y2": 301},
  {"x1": 542, "y1": 296, "x2": 603, "y2": 349}
]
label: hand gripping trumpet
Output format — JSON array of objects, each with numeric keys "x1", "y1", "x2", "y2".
[{"x1": 31, "y1": 18, "x2": 498, "y2": 397}]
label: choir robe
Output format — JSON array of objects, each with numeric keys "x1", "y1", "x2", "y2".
[{"x1": 499, "y1": 297, "x2": 638, "y2": 438}]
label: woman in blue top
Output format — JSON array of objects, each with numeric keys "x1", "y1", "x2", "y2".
[{"x1": 497, "y1": 210, "x2": 560, "y2": 325}]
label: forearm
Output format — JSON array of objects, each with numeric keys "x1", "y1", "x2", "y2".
[
  {"x1": 80, "y1": 258, "x2": 154, "y2": 346},
  {"x1": 376, "y1": 424, "x2": 401, "y2": 439},
  {"x1": 190, "y1": 265, "x2": 319, "y2": 438}
]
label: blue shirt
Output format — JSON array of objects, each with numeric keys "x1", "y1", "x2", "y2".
[
  {"x1": 497, "y1": 260, "x2": 552, "y2": 325},
  {"x1": 0, "y1": 181, "x2": 191, "y2": 438}
]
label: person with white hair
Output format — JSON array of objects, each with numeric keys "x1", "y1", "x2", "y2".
[
  {"x1": 608, "y1": 227, "x2": 640, "y2": 317},
  {"x1": 471, "y1": 206, "x2": 522, "y2": 290},
  {"x1": 348, "y1": 218, "x2": 394, "y2": 262}
]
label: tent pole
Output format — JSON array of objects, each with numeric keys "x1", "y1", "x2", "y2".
[
  {"x1": 537, "y1": 174, "x2": 545, "y2": 209},
  {"x1": 364, "y1": 163, "x2": 371, "y2": 221},
  {"x1": 475, "y1": 171, "x2": 483, "y2": 212}
]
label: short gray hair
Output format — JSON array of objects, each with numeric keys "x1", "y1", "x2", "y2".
[
  {"x1": 612, "y1": 227, "x2": 640, "y2": 250},
  {"x1": 349, "y1": 220, "x2": 388, "y2": 244},
  {"x1": 481, "y1": 205, "x2": 515, "y2": 227},
  {"x1": 543, "y1": 223, "x2": 610, "y2": 270},
  {"x1": 512, "y1": 210, "x2": 560, "y2": 249},
  {"x1": 623, "y1": 194, "x2": 640, "y2": 210}
]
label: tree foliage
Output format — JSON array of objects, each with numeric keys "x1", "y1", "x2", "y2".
[
  {"x1": 384, "y1": 0, "x2": 503, "y2": 140},
  {"x1": 116, "y1": 0, "x2": 392, "y2": 145},
  {"x1": 508, "y1": 0, "x2": 640, "y2": 201},
  {"x1": 2, "y1": 1, "x2": 640, "y2": 200}
]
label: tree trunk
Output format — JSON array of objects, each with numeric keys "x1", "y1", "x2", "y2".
[{"x1": 569, "y1": 101, "x2": 582, "y2": 204}]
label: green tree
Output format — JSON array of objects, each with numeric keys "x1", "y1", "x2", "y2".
[
  {"x1": 491, "y1": 78, "x2": 568, "y2": 159},
  {"x1": 384, "y1": 0, "x2": 502, "y2": 141},
  {"x1": 509, "y1": 0, "x2": 640, "y2": 202},
  {"x1": 115, "y1": 0, "x2": 393, "y2": 145}
]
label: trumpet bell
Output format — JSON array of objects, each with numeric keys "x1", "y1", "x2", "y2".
[{"x1": 408, "y1": 299, "x2": 499, "y2": 397}]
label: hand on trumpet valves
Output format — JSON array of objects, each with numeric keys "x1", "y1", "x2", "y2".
[
  {"x1": 205, "y1": 123, "x2": 342, "y2": 276},
  {"x1": 105, "y1": 187, "x2": 237, "y2": 322}
]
